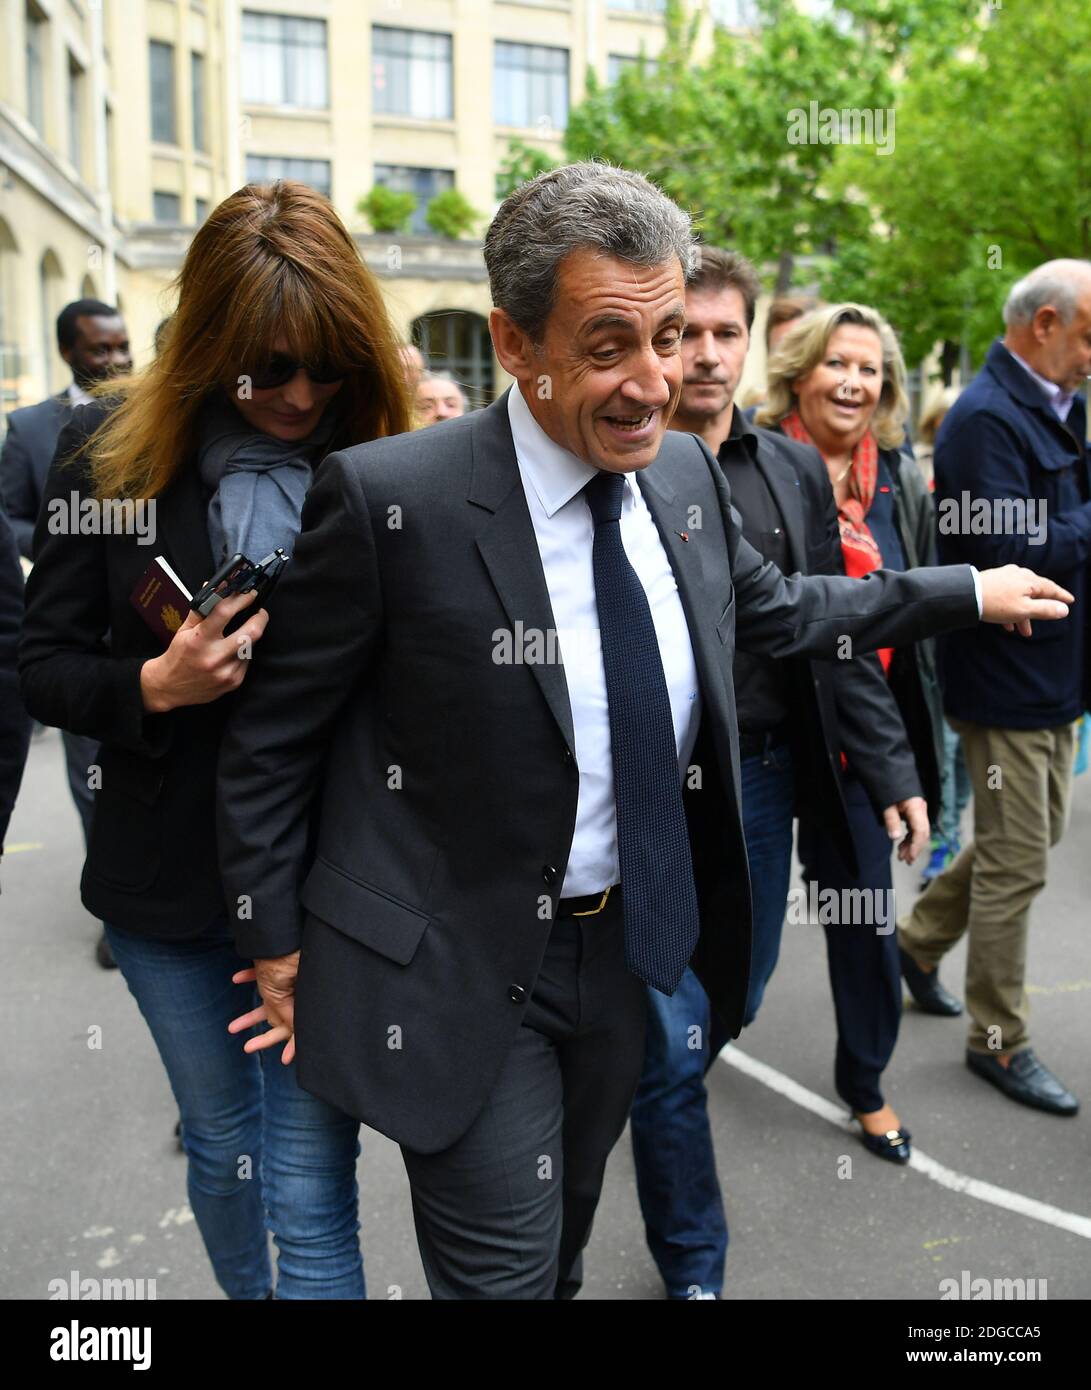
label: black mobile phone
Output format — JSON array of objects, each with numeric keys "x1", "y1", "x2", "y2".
[{"x1": 190, "y1": 548, "x2": 290, "y2": 619}]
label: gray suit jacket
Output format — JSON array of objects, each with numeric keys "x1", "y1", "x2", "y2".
[
  {"x1": 216, "y1": 389, "x2": 979, "y2": 1152},
  {"x1": 1, "y1": 393, "x2": 72, "y2": 559}
]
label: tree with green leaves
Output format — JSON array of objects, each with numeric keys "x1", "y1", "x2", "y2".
[{"x1": 822, "y1": 0, "x2": 1091, "y2": 373}]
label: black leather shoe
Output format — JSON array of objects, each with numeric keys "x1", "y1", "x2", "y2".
[
  {"x1": 95, "y1": 931, "x2": 118, "y2": 970},
  {"x1": 857, "y1": 1125, "x2": 912, "y2": 1164},
  {"x1": 899, "y1": 947, "x2": 961, "y2": 1015},
  {"x1": 966, "y1": 1048, "x2": 1079, "y2": 1116}
]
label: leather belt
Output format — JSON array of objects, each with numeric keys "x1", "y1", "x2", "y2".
[
  {"x1": 738, "y1": 726, "x2": 791, "y2": 760},
  {"x1": 556, "y1": 884, "x2": 621, "y2": 918}
]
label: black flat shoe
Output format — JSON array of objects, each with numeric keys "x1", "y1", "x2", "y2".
[
  {"x1": 95, "y1": 931, "x2": 118, "y2": 970},
  {"x1": 857, "y1": 1124, "x2": 912, "y2": 1164},
  {"x1": 899, "y1": 947, "x2": 961, "y2": 1015},
  {"x1": 966, "y1": 1048, "x2": 1079, "y2": 1116}
]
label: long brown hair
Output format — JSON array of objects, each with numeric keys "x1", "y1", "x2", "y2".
[{"x1": 84, "y1": 181, "x2": 411, "y2": 499}]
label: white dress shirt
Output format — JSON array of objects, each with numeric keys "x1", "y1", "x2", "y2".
[{"x1": 507, "y1": 383, "x2": 702, "y2": 896}]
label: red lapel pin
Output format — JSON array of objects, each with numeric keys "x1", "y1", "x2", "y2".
[{"x1": 676, "y1": 531, "x2": 689, "y2": 542}]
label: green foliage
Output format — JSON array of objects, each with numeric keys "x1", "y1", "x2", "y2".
[
  {"x1": 823, "y1": 0, "x2": 1091, "y2": 369},
  {"x1": 496, "y1": 139, "x2": 560, "y2": 199},
  {"x1": 358, "y1": 185, "x2": 417, "y2": 235},
  {"x1": 424, "y1": 188, "x2": 484, "y2": 240},
  {"x1": 489, "y1": 0, "x2": 1087, "y2": 369}
]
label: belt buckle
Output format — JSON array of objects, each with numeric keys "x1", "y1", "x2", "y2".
[{"x1": 572, "y1": 885, "x2": 612, "y2": 917}]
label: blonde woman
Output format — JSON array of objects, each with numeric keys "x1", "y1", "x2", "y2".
[
  {"x1": 757, "y1": 303, "x2": 946, "y2": 1163},
  {"x1": 19, "y1": 181, "x2": 410, "y2": 1295}
]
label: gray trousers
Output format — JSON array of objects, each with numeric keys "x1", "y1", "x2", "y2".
[{"x1": 401, "y1": 896, "x2": 647, "y2": 1299}]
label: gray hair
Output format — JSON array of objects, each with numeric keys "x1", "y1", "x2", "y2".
[
  {"x1": 1003, "y1": 259, "x2": 1091, "y2": 327},
  {"x1": 484, "y1": 161, "x2": 697, "y2": 343}
]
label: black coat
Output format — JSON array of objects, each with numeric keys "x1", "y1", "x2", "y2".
[
  {"x1": 734, "y1": 420, "x2": 924, "y2": 871},
  {"x1": 18, "y1": 402, "x2": 231, "y2": 939},
  {"x1": 215, "y1": 389, "x2": 979, "y2": 1151},
  {"x1": 770, "y1": 425, "x2": 946, "y2": 822},
  {"x1": 883, "y1": 444, "x2": 947, "y2": 817},
  {"x1": 0, "y1": 503, "x2": 30, "y2": 855}
]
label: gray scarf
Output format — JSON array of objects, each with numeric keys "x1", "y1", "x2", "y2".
[{"x1": 196, "y1": 392, "x2": 339, "y2": 564}]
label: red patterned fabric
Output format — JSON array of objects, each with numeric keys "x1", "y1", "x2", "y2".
[{"x1": 780, "y1": 409, "x2": 892, "y2": 674}]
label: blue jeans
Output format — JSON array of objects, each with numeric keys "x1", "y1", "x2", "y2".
[
  {"x1": 104, "y1": 920, "x2": 364, "y2": 1300},
  {"x1": 938, "y1": 718, "x2": 972, "y2": 846},
  {"x1": 629, "y1": 745, "x2": 795, "y2": 1298}
]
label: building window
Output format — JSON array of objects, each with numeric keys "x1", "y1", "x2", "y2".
[
  {"x1": 242, "y1": 12, "x2": 328, "y2": 109},
  {"x1": 39, "y1": 250, "x2": 64, "y2": 394},
  {"x1": 195, "y1": 198, "x2": 210, "y2": 224},
  {"x1": 104, "y1": 104, "x2": 114, "y2": 198},
  {"x1": 372, "y1": 27, "x2": 453, "y2": 121},
  {"x1": 607, "y1": 52, "x2": 657, "y2": 83},
  {"x1": 149, "y1": 41, "x2": 176, "y2": 143},
  {"x1": 153, "y1": 191, "x2": 182, "y2": 223},
  {"x1": 607, "y1": 0, "x2": 665, "y2": 12},
  {"x1": 412, "y1": 311, "x2": 493, "y2": 409},
  {"x1": 26, "y1": 5, "x2": 46, "y2": 136},
  {"x1": 68, "y1": 54, "x2": 84, "y2": 174},
  {"x1": 374, "y1": 165, "x2": 454, "y2": 236},
  {"x1": 494, "y1": 43, "x2": 568, "y2": 131},
  {"x1": 192, "y1": 52, "x2": 206, "y2": 151},
  {"x1": 246, "y1": 155, "x2": 331, "y2": 198},
  {"x1": 708, "y1": 0, "x2": 756, "y2": 25}
]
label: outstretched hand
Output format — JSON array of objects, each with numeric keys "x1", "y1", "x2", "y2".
[{"x1": 978, "y1": 565, "x2": 1074, "y2": 637}]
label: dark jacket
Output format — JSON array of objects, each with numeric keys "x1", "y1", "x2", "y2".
[
  {"x1": 1, "y1": 393, "x2": 72, "y2": 560},
  {"x1": 215, "y1": 389, "x2": 979, "y2": 1152},
  {"x1": 883, "y1": 443, "x2": 947, "y2": 817},
  {"x1": 934, "y1": 339, "x2": 1090, "y2": 729},
  {"x1": 0, "y1": 503, "x2": 30, "y2": 856},
  {"x1": 731, "y1": 418, "x2": 924, "y2": 871},
  {"x1": 18, "y1": 401, "x2": 230, "y2": 939},
  {"x1": 770, "y1": 425, "x2": 946, "y2": 821}
]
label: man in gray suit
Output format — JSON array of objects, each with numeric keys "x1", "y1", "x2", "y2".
[
  {"x1": 1, "y1": 298, "x2": 130, "y2": 967},
  {"x1": 216, "y1": 164, "x2": 1071, "y2": 1299}
]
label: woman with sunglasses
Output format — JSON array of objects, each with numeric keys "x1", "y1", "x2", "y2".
[{"x1": 19, "y1": 181, "x2": 411, "y2": 1297}]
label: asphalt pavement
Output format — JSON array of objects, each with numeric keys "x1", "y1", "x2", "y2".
[{"x1": 2, "y1": 727, "x2": 1088, "y2": 1300}]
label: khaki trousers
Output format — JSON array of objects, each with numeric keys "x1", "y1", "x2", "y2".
[{"x1": 898, "y1": 717, "x2": 1077, "y2": 1055}]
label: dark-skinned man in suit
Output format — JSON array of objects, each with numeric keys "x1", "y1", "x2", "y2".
[{"x1": 0, "y1": 298, "x2": 130, "y2": 967}]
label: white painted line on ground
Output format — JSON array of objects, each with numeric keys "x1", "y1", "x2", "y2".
[{"x1": 718, "y1": 1045, "x2": 1091, "y2": 1241}]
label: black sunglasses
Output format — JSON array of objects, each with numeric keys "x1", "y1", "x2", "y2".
[{"x1": 245, "y1": 354, "x2": 346, "y2": 390}]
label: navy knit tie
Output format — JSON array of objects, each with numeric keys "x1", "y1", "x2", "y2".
[{"x1": 584, "y1": 469, "x2": 700, "y2": 994}]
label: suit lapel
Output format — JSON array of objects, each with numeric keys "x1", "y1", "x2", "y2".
[
  {"x1": 471, "y1": 393, "x2": 576, "y2": 754},
  {"x1": 637, "y1": 463, "x2": 726, "y2": 703},
  {"x1": 752, "y1": 432, "x2": 807, "y2": 573}
]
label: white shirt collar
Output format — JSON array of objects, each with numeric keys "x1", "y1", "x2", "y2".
[
  {"x1": 67, "y1": 381, "x2": 94, "y2": 407},
  {"x1": 507, "y1": 382, "x2": 634, "y2": 518},
  {"x1": 1006, "y1": 347, "x2": 1075, "y2": 421}
]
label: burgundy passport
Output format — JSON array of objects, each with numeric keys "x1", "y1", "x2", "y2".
[{"x1": 130, "y1": 556, "x2": 193, "y2": 647}]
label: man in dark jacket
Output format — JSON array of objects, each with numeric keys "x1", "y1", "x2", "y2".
[
  {"x1": 630, "y1": 247, "x2": 931, "y2": 1299},
  {"x1": 0, "y1": 503, "x2": 30, "y2": 882},
  {"x1": 899, "y1": 258, "x2": 1091, "y2": 1117},
  {"x1": 0, "y1": 299, "x2": 130, "y2": 965}
]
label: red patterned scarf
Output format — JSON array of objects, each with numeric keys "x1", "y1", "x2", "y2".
[{"x1": 780, "y1": 409, "x2": 892, "y2": 673}]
